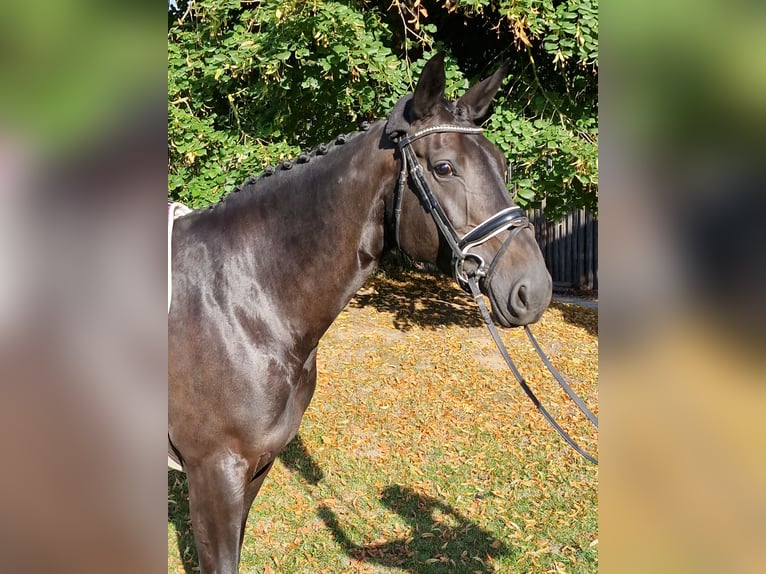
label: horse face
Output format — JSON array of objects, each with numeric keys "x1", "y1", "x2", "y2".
[{"x1": 393, "y1": 54, "x2": 552, "y2": 326}]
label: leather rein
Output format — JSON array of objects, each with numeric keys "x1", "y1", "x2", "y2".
[{"x1": 391, "y1": 124, "x2": 598, "y2": 464}]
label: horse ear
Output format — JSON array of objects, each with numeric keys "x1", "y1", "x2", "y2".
[
  {"x1": 456, "y1": 62, "x2": 509, "y2": 121},
  {"x1": 411, "y1": 52, "x2": 446, "y2": 120}
]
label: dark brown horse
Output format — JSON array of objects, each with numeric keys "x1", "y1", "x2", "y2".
[{"x1": 168, "y1": 54, "x2": 552, "y2": 573}]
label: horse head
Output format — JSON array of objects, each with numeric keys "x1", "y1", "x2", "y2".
[{"x1": 386, "y1": 53, "x2": 552, "y2": 326}]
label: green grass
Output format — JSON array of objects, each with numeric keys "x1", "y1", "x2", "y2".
[{"x1": 169, "y1": 269, "x2": 598, "y2": 573}]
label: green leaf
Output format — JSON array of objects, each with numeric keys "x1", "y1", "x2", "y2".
[{"x1": 517, "y1": 185, "x2": 536, "y2": 201}]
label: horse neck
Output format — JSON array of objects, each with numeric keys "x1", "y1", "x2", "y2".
[{"x1": 213, "y1": 122, "x2": 397, "y2": 353}]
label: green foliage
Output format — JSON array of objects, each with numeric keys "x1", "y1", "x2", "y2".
[
  {"x1": 456, "y1": 0, "x2": 598, "y2": 71},
  {"x1": 168, "y1": 0, "x2": 597, "y2": 217},
  {"x1": 435, "y1": 0, "x2": 598, "y2": 216},
  {"x1": 169, "y1": 0, "x2": 399, "y2": 205},
  {"x1": 485, "y1": 101, "x2": 597, "y2": 217}
]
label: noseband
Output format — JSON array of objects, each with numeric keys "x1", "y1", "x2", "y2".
[
  {"x1": 391, "y1": 125, "x2": 531, "y2": 293},
  {"x1": 391, "y1": 124, "x2": 598, "y2": 464}
]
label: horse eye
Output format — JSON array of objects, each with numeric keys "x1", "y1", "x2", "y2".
[{"x1": 434, "y1": 162, "x2": 453, "y2": 177}]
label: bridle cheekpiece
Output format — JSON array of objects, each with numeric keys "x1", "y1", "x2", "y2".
[{"x1": 391, "y1": 124, "x2": 531, "y2": 293}]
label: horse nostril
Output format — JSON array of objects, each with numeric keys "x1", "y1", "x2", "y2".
[{"x1": 517, "y1": 284, "x2": 529, "y2": 310}]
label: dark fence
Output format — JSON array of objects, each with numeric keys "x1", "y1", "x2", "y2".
[{"x1": 528, "y1": 208, "x2": 598, "y2": 291}]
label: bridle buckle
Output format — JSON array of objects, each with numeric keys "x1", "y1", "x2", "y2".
[{"x1": 454, "y1": 253, "x2": 487, "y2": 292}]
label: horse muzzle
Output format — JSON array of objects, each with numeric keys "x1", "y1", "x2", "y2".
[{"x1": 454, "y1": 207, "x2": 551, "y2": 326}]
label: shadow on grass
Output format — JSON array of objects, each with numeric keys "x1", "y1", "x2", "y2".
[
  {"x1": 278, "y1": 433, "x2": 324, "y2": 485},
  {"x1": 357, "y1": 259, "x2": 600, "y2": 339},
  {"x1": 168, "y1": 469, "x2": 197, "y2": 574},
  {"x1": 319, "y1": 484, "x2": 509, "y2": 573},
  {"x1": 351, "y1": 264, "x2": 483, "y2": 331},
  {"x1": 549, "y1": 300, "x2": 598, "y2": 337}
]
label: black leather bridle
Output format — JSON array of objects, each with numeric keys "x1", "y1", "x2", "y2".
[
  {"x1": 391, "y1": 124, "x2": 599, "y2": 464},
  {"x1": 391, "y1": 124, "x2": 532, "y2": 293}
]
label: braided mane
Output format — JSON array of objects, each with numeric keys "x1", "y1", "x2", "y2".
[{"x1": 208, "y1": 121, "x2": 376, "y2": 210}]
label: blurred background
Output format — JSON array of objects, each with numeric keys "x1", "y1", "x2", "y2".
[
  {"x1": 0, "y1": 2, "x2": 166, "y2": 573},
  {"x1": 0, "y1": 0, "x2": 763, "y2": 572},
  {"x1": 601, "y1": 0, "x2": 766, "y2": 572}
]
